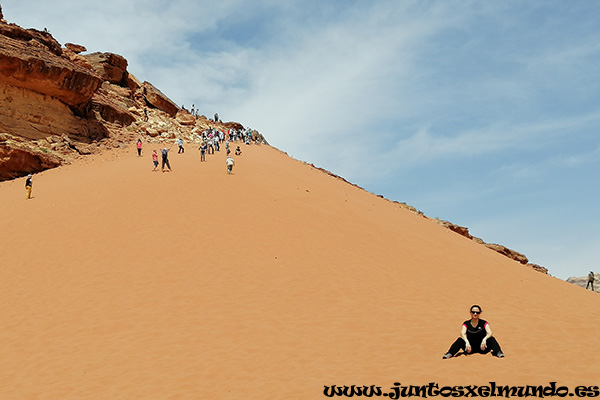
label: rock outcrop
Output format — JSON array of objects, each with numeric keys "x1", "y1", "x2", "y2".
[
  {"x1": 141, "y1": 82, "x2": 179, "y2": 117},
  {"x1": 0, "y1": 133, "x2": 63, "y2": 180},
  {"x1": 0, "y1": 12, "x2": 253, "y2": 186},
  {"x1": 431, "y1": 219, "x2": 548, "y2": 274},
  {"x1": 1, "y1": 15, "x2": 225, "y2": 179},
  {"x1": 0, "y1": 28, "x2": 102, "y2": 106},
  {"x1": 84, "y1": 52, "x2": 129, "y2": 86}
]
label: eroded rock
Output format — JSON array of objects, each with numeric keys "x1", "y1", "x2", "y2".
[{"x1": 141, "y1": 81, "x2": 179, "y2": 117}]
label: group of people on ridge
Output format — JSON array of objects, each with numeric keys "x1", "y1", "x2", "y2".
[{"x1": 136, "y1": 132, "x2": 247, "y2": 175}]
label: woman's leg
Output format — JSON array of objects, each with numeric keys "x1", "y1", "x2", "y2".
[
  {"x1": 485, "y1": 337, "x2": 503, "y2": 356},
  {"x1": 445, "y1": 337, "x2": 466, "y2": 357}
]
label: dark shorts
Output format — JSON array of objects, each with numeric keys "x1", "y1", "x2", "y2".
[{"x1": 153, "y1": 161, "x2": 159, "y2": 166}]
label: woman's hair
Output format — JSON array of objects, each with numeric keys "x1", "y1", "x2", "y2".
[{"x1": 470, "y1": 305, "x2": 482, "y2": 312}]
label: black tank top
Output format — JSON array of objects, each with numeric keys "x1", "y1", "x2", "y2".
[{"x1": 463, "y1": 319, "x2": 488, "y2": 343}]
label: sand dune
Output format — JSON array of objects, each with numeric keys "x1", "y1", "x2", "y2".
[{"x1": 1, "y1": 143, "x2": 599, "y2": 399}]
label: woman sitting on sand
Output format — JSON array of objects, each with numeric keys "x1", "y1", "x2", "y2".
[{"x1": 443, "y1": 305, "x2": 504, "y2": 359}]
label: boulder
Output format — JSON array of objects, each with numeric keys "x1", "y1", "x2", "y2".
[
  {"x1": 0, "y1": 133, "x2": 64, "y2": 180},
  {"x1": 146, "y1": 127, "x2": 159, "y2": 137},
  {"x1": 90, "y1": 82, "x2": 136, "y2": 127},
  {"x1": 127, "y1": 72, "x2": 141, "y2": 91},
  {"x1": 528, "y1": 263, "x2": 548, "y2": 274},
  {"x1": 484, "y1": 243, "x2": 529, "y2": 264},
  {"x1": 141, "y1": 81, "x2": 179, "y2": 117},
  {"x1": 176, "y1": 109, "x2": 196, "y2": 125},
  {"x1": 223, "y1": 121, "x2": 244, "y2": 131},
  {"x1": 62, "y1": 46, "x2": 92, "y2": 70},
  {"x1": 435, "y1": 220, "x2": 472, "y2": 239},
  {"x1": 84, "y1": 52, "x2": 129, "y2": 86},
  {"x1": 65, "y1": 43, "x2": 86, "y2": 54}
]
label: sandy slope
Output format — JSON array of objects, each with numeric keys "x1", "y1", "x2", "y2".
[{"x1": 1, "y1": 143, "x2": 598, "y2": 399}]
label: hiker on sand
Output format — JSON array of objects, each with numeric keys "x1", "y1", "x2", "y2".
[
  {"x1": 136, "y1": 138, "x2": 143, "y2": 157},
  {"x1": 161, "y1": 148, "x2": 172, "y2": 172},
  {"x1": 152, "y1": 150, "x2": 159, "y2": 171},
  {"x1": 586, "y1": 271, "x2": 595, "y2": 291},
  {"x1": 199, "y1": 141, "x2": 207, "y2": 162},
  {"x1": 235, "y1": 146, "x2": 242, "y2": 156},
  {"x1": 443, "y1": 305, "x2": 504, "y2": 359},
  {"x1": 177, "y1": 138, "x2": 185, "y2": 154},
  {"x1": 25, "y1": 174, "x2": 33, "y2": 199},
  {"x1": 226, "y1": 155, "x2": 235, "y2": 174}
]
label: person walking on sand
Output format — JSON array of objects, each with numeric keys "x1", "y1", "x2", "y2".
[
  {"x1": 226, "y1": 155, "x2": 235, "y2": 175},
  {"x1": 152, "y1": 149, "x2": 159, "y2": 171},
  {"x1": 136, "y1": 138, "x2": 143, "y2": 157},
  {"x1": 161, "y1": 148, "x2": 172, "y2": 172},
  {"x1": 25, "y1": 173, "x2": 33, "y2": 199},
  {"x1": 442, "y1": 305, "x2": 504, "y2": 359},
  {"x1": 177, "y1": 138, "x2": 185, "y2": 154},
  {"x1": 199, "y1": 141, "x2": 207, "y2": 162},
  {"x1": 586, "y1": 271, "x2": 595, "y2": 291}
]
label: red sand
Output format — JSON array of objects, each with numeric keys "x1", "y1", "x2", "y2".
[{"x1": 1, "y1": 143, "x2": 599, "y2": 399}]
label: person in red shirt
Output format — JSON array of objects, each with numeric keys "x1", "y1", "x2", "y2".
[{"x1": 152, "y1": 150, "x2": 159, "y2": 171}]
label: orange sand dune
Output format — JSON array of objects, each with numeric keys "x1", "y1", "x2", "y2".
[{"x1": 1, "y1": 143, "x2": 599, "y2": 399}]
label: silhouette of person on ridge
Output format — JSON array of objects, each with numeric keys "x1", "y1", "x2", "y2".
[{"x1": 587, "y1": 271, "x2": 595, "y2": 291}]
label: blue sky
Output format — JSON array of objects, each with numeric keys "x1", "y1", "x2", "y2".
[{"x1": 3, "y1": 0, "x2": 599, "y2": 279}]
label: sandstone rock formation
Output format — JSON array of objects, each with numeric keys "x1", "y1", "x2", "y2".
[
  {"x1": 0, "y1": 133, "x2": 63, "y2": 180},
  {"x1": 176, "y1": 109, "x2": 196, "y2": 126},
  {"x1": 0, "y1": 28, "x2": 102, "y2": 106},
  {"x1": 1, "y1": 15, "x2": 253, "y2": 180},
  {"x1": 84, "y1": 52, "x2": 129, "y2": 86},
  {"x1": 65, "y1": 43, "x2": 86, "y2": 54},
  {"x1": 141, "y1": 81, "x2": 179, "y2": 117},
  {"x1": 432, "y1": 218, "x2": 547, "y2": 274}
]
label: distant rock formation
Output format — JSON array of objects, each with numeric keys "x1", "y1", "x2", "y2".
[
  {"x1": 434, "y1": 219, "x2": 548, "y2": 274},
  {"x1": 0, "y1": 14, "x2": 250, "y2": 180}
]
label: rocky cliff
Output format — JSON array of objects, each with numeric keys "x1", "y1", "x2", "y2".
[{"x1": 1, "y1": 15, "x2": 251, "y2": 181}]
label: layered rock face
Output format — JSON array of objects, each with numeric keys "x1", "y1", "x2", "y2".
[
  {"x1": 0, "y1": 16, "x2": 200, "y2": 179},
  {"x1": 85, "y1": 52, "x2": 129, "y2": 86},
  {"x1": 141, "y1": 82, "x2": 179, "y2": 117},
  {"x1": 0, "y1": 83, "x2": 90, "y2": 140},
  {"x1": 1, "y1": 15, "x2": 250, "y2": 181}
]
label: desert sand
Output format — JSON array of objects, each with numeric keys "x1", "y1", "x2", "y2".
[{"x1": 1, "y1": 143, "x2": 599, "y2": 399}]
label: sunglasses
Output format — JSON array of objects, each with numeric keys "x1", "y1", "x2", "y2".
[{"x1": 470, "y1": 310, "x2": 481, "y2": 314}]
